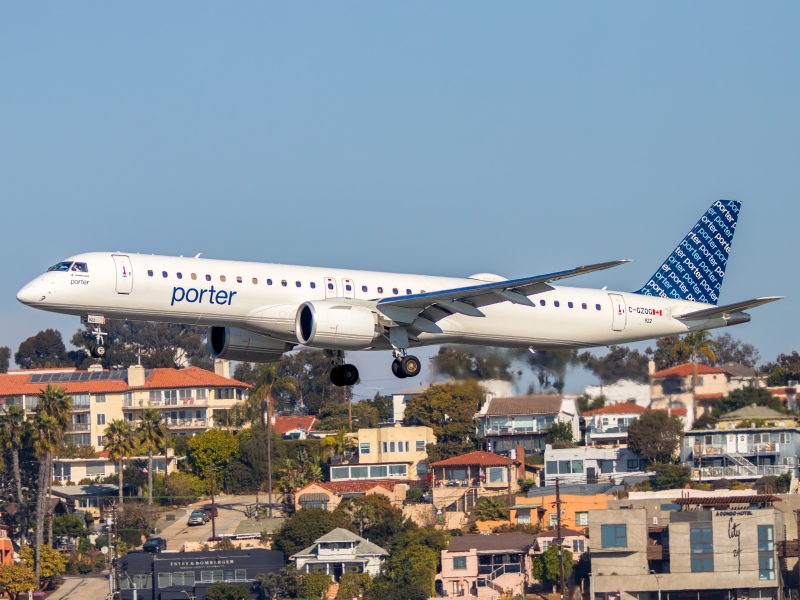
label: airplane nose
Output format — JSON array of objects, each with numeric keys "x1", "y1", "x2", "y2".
[{"x1": 16, "y1": 284, "x2": 41, "y2": 305}]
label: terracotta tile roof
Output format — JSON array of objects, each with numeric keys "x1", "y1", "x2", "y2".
[
  {"x1": 0, "y1": 366, "x2": 251, "y2": 397},
  {"x1": 583, "y1": 403, "x2": 646, "y2": 416},
  {"x1": 297, "y1": 480, "x2": 399, "y2": 494},
  {"x1": 675, "y1": 495, "x2": 780, "y2": 506},
  {"x1": 650, "y1": 363, "x2": 729, "y2": 378},
  {"x1": 273, "y1": 416, "x2": 316, "y2": 435},
  {"x1": 695, "y1": 393, "x2": 724, "y2": 401},
  {"x1": 663, "y1": 407, "x2": 688, "y2": 416},
  {"x1": 484, "y1": 395, "x2": 563, "y2": 416},
  {"x1": 431, "y1": 450, "x2": 515, "y2": 468}
]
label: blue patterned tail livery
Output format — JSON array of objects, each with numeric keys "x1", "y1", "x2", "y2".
[{"x1": 633, "y1": 200, "x2": 741, "y2": 305}]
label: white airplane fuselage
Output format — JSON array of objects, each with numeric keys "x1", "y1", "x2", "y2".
[{"x1": 17, "y1": 252, "x2": 724, "y2": 352}]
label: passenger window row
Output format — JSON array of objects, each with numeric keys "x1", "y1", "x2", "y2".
[
  {"x1": 538, "y1": 299, "x2": 602, "y2": 310},
  {"x1": 146, "y1": 270, "x2": 319, "y2": 289}
]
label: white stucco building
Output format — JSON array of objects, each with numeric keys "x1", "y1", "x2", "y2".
[{"x1": 291, "y1": 528, "x2": 388, "y2": 581}]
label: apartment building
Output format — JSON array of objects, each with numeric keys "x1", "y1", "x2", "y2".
[
  {"x1": 649, "y1": 362, "x2": 733, "y2": 422},
  {"x1": 0, "y1": 360, "x2": 250, "y2": 450},
  {"x1": 590, "y1": 494, "x2": 785, "y2": 600},
  {"x1": 680, "y1": 425, "x2": 798, "y2": 482},
  {"x1": 583, "y1": 402, "x2": 647, "y2": 445},
  {"x1": 477, "y1": 394, "x2": 580, "y2": 455},
  {"x1": 543, "y1": 444, "x2": 650, "y2": 486},
  {"x1": 510, "y1": 483, "x2": 617, "y2": 531}
]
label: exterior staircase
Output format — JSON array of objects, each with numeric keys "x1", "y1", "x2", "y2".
[
  {"x1": 724, "y1": 452, "x2": 758, "y2": 475},
  {"x1": 326, "y1": 582, "x2": 339, "y2": 599}
]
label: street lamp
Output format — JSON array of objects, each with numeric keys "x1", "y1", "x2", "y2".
[{"x1": 650, "y1": 570, "x2": 661, "y2": 600}]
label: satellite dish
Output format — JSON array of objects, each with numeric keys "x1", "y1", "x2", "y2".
[{"x1": 100, "y1": 546, "x2": 109, "y2": 555}]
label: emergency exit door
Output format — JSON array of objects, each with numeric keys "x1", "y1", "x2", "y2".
[{"x1": 112, "y1": 255, "x2": 133, "y2": 294}]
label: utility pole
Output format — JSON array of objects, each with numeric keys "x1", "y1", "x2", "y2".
[
  {"x1": 555, "y1": 477, "x2": 566, "y2": 600},
  {"x1": 112, "y1": 502, "x2": 120, "y2": 599},
  {"x1": 210, "y1": 465, "x2": 217, "y2": 540},
  {"x1": 795, "y1": 509, "x2": 800, "y2": 595},
  {"x1": 347, "y1": 385, "x2": 353, "y2": 431},
  {"x1": 267, "y1": 392, "x2": 273, "y2": 519}
]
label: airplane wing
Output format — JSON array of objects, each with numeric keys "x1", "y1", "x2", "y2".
[
  {"x1": 674, "y1": 296, "x2": 783, "y2": 321},
  {"x1": 376, "y1": 259, "x2": 632, "y2": 326}
]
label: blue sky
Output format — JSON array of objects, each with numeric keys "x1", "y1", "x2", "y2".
[{"x1": 1, "y1": 3, "x2": 797, "y2": 396}]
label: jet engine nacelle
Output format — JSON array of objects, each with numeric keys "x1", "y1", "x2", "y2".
[
  {"x1": 208, "y1": 327, "x2": 292, "y2": 363},
  {"x1": 295, "y1": 300, "x2": 380, "y2": 350}
]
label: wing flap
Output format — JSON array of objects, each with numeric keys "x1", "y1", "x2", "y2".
[{"x1": 675, "y1": 296, "x2": 783, "y2": 321}]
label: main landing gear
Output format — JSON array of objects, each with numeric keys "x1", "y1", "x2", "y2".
[
  {"x1": 391, "y1": 352, "x2": 421, "y2": 379},
  {"x1": 327, "y1": 351, "x2": 359, "y2": 387}
]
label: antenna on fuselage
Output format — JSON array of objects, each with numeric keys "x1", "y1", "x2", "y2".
[{"x1": 194, "y1": 253, "x2": 202, "y2": 258}]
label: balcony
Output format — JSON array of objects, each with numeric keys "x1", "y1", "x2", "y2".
[
  {"x1": 165, "y1": 418, "x2": 207, "y2": 429},
  {"x1": 73, "y1": 402, "x2": 91, "y2": 411},
  {"x1": 692, "y1": 442, "x2": 781, "y2": 456},
  {"x1": 145, "y1": 398, "x2": 209, "y2": 408},
  {"x1": 685, "y1": 463, "x2": 792, "y2": 481},
  {"x1": 646, "y1": 543, "x2": 668, "y2": 560},
  {"x1": 481, "y1": 426, "x2": 545, "y2": 436},
  {"x1": 69, "y1": 423, "x2": 90, "y2": 432}
]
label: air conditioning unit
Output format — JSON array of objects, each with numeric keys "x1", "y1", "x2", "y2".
[{"x1": 653, "y1": 517, "x2": 658, "y2": 525}]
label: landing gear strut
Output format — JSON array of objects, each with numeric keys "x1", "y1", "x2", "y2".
[
  {"x1": 327, "y1": 350, "x2": 359, "y2": 387},
  {"x1": 90, "y1": 327, "x2": 108, "y2": 358},
  {"x1": 391, "y1": 351, "x2": 421, "y2": 379}
]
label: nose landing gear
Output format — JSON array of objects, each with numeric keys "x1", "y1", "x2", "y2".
[{"x1": 89, "y1": 326, "x2": 108, "y2": 358}]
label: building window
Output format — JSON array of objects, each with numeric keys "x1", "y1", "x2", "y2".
[
  {"x1": 416, "y1": 461, "x2": 428, "y2": 477},
  {"x1": 759, "y1": 525, "x2": 774, "y2": 551},
  {"x1": 627, "y1": 459, "x2": 640, "y2": 471},
  {"x1": 389, "y1": 441, "x2": 396, "y2": 452},
  {"x1": 488, "y1": 467, "x2": 506, "y2": 483},
  {"x1": 601, "y1": 524, "x2": 627, "y2": 548},
  {"x1": 97, "y1": 414, "x2": 105, "y2": 426},
  {"x1": 95, "y1": 394, "x2": 106, "y2": 403},
  {"x1": 600, "y1": 460, "x2": 614, "y2": 474},
  {"x1": 690, "y1": 525, "x2": 713, "y2": 572},
  {"x1": 416, "y1": 440, "x2": 426, "y2": 452},
  {"x1": 573, "y1": 539, "x2": 585, "y2": 552},
  {"x1": 541, "y1": 540, "x2": 550, "y2": 551},
  {"x1": 576, "y1": 512, "x2": 589, "y2": 526},
  {"x1": 389, "y1": 465, "x2": 407, "y2": 477},
  {"x1": 759, "y1": 555, "x2": 775, "y2": 580},
  {"x1": 517, "y1": 510, "x2": 531, "y2": 525},
  {"x1": 549, "y1": 513, "x2": 558, "y2": 528},
  {"x1": 351, "y1": 466, "x2": 369, "y2": 479},
  {"x1": 360, "y1": 442, "x2": 370, "y2": 455},
  {"x1": 370, "y1": 465, "x2": 388, "y2": 478},
  {"x1": 453, "y1": 556, "x2": 467, "y2": 570}
]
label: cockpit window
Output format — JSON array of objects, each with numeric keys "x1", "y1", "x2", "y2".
[
  {"x1": 48, "y1": 262, "x2": 73, "y2": 272},
  {"x1": 72, "y1": 263, "x2": 88, "y2": 273}
]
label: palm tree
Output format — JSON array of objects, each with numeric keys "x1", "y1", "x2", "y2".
[
  {"x1": 137, "y1": 409, "x2": 165, "y2": 506},
  {"x1": 104, "y1": 420, "x2": 135, "y2": 505},
  {"x1": 0, "y1": 406, "x2": 28, "y2": 544},
  {"x1": 671, "y1": 331, "x2": 718, "y2": 400},
  {"x1": 35, "y1": 385, "x2": 72, "y2": 547},
  {"x1": 32, "y1": 412, "x2": 58, "y2": 588},
  {"x1": 473, "y1": 496, "x2": 510, "y2": 522},
  {"x1": 322, "y1": 426, "x2": 356, "y2": 460}
]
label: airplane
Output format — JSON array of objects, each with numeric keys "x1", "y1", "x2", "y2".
[{"x1": 17, "y1": 200, "x2": 781, "y2": 387}]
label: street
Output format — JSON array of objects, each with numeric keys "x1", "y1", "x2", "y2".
[{"x1": 47, "y1": 575, "x2": 110, "y2": 600}]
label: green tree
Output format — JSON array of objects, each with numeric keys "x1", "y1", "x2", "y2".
[
  {"x1": 646, "y1": 336, "x2": 688, "y2": 371},
  {"x1": 761, "y1": 351, "x2": 800, "y2": 386},
  {"x1": 272, "y1": 508, "x2": 356, "y2": 558},
  {"x1": 671, "y1": 331, "x2": 718, "y2": 397},
  {"x1": 302, "y1": 572, "x2": 331, "y2": 599},
  {"x1": 205, "y1": 582, "x2": 249, "y2": 600},
  {"x1": 649, "y1": 463, "x2": 690, "y2": 491},
  {"x1": 31, "y1": 412, "x2": 59, "y2": 586},
  {"x1": 19, "y1": 544, "x2": 66, "y2": 588},
  {"x1": 274, "y1": 349, "x2": 344, "y2": 415},
  {"x1": 404, "y1": 380, "x2": 485, "y2": 450},
  {"x1": 713, "y1": 333, "x2": 761, "y2": 368},
  {"x1": 363, "y1": 392, "x2": 393, "y2": 422},
  {"x1": 338, "y1": 573, "x2": 371, "y2": 599},
  {"x1": 523, "y1": 349, "x2": 579, "y2": 394},
  {"x1": 321, "y1": 427, "x2": 356, "y2": 459},
  {"x1": 0, "y1": 346, "x2": 10, "y2": 373},
  {"x1": 15, "y1": 329, "x2": 71, "y2": 369},
  {"x1": 104, "y1": 419, "x2": 135, "y2": 504},
  {"x1": 532, "y1": 544, "x2": 574, "y2": 587},
  {"x1": 364, "y1": 578, "x2": 428, "y2": 600},
  {"x1": 256, "y1": 568, "x2": 303, "y2": 600},
  {"x1": 0, "y1": 563, "x2": 36, "y2": 600},
  {"x1": 579, "y1": 345, "x2": 650, "y2": 384},
  {"x1": 432, "y1": 345, "x2": 514, "y2": 381},
  {"x1": 545, "y1": 421, "x2": 574, "y2": 444},
  {"x1": 576, "y1": 394, "x2": 606, "y2": 414},
  {"x1": 317, "y1": 401, "x2": 379, "y2": 431},
  {"x1": 0, "y1": 405, "x2": 28, "y2": 544},
  {"x1": 335, "y1": 494, "x2": 409, "y2": 546},
  {"x1": 627, "y1": 410, "x2": 684, "y2": 464},
  {"x1": 390, "y1": 543, "x2": 438, "y2": 595},
  {"x1": 187, "y1": 429, "x2": 239, "y2": 475},
  {"x1": 52, "y1": 514, "x2": 88, "y2": 537},
  {"x1": 473, "y1": 496, "x2": 509, "y2": 521},
  {"x1": 714, "y1": 387, "x2": 785, "y2": 416},
  {"x1": 137, "y1": 408, "x2": 165, "y2": 506}
]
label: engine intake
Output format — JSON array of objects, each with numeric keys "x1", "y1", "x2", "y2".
[
  {"x1": 208, "y1": 327, "x2": 292, "y2": 363},
  {"x1": 295, "y1": 301, "x2": 379, "y2": 350}
]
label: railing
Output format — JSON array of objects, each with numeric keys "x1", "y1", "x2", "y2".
[
  {"x1": 685, "y1": 463, "x2": 792, "y2": 480},
  {"x1": 646, "y1": 544, "x2": 668, "y2": 560},
  {"x1": 73, "y1": 402, "x2": 91, "y2": 411},
  {"x1": 481, "y1": 426, "x2": 545, "y2": 436},
  {"x1": 693, "y1": 442, "x2": 781, "y2": 456},
  {"x1": 165, "y1": 418, "x2": 207, "y2": 428},
  {"x1": 587, "y1": 425, "x2": 629, "y2": 435},
  {"x1": 149, "y1": 399, "x2": 180, "y2": 407},
  {"x1": 69, "y1": 423, "x2": 90, "y2": 432},
  {"x1": 477, "y1": 563, "x2": 522, "y2": 578}
]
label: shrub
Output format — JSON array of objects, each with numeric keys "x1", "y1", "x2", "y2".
[
  {"x1": 649, "y1": 463, "x2": 690, "y2": 491},
  {"x1": 205, "y1": 582, "x2": 249, "y2": 600},
  {"x1": 710, "y1": 478, "x2": 732, "y2": 490},
  {"x1": 406, "y1": 488, "x2": 424, "y2": 503},
  {"x1": 518, "y1": 479, "x2": 537, "y2": 493},
  {"x1": 337, "y1": 573, "x2": 371, "y2": 599},
  {"x1": 303, "y1": 572, "x2": 330, "y2": 598}
]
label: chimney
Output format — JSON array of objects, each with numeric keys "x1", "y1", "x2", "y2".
[
  {"x1": 648, "y1": 360, "x2": 656, "y2": 375},
  {"x1": 516, "y1": 445, "x2": 526, "y2": 479},
  {"x1": 88, "y1": 364, "x2": 103, "y2": 372},
  {"x1": 214, "y1": 359, "x2": 230, "y2": 379},
  {"x1": 127, "y1": 365, "x2": 145, "y2": 387}
]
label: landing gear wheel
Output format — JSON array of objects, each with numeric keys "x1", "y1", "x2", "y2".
[
  {"x1": 91, "y1": 345, "x2": 106, "y2": 358},
  {"x1": 339, "y1": 364, "x2": 359, "y2": 386},
  {"x1": 391, "y1": 359, "x2": 408, "y2": 379},
  {"x1": 400, "y1": 355, "x2": 421, "y2": 378},
  {"x1": 330, "y1": 366, "x2": 344, "y2": 387}
]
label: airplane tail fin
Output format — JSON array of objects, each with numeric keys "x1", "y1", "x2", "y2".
[{"x1": 632, "y1": 200, "x2": 741, "y2": 305}]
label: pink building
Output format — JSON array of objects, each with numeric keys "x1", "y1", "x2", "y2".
[{"x1": 529, "y1": 527, "x2": 589, "y2": 559}]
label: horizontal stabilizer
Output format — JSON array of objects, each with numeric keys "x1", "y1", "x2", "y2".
[{"x1": 675, "y1": 296, "x2": 783, "y2": 321}]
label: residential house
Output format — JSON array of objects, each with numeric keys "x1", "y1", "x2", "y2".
[
  {"x1": 719, "y1": 362, "x2": 767, "y2": 391},
  {"x1": 590, "y1": 494, "x2": 785, "y2": 600},
  {"x1": 52, "y1": 449, "x2": 179, "y2": 484},
  {"x1": 392, "y1": 384, "x2": 430, "y2": 424},
  {"x1": 0, "y1": 528, "x2": 12, "y2": 565},
  {"x1": 273, "y1": 415, "x2": 316, "y2": 440},
  {"x1": 509, "y1": 483, "x2": 617, "y2": 531},
  {"x1": 292, "y1": 528, "x2": 388, "y2": 582},
  {"x1": 293, "y1": 480, "x2": 408, "y2": 513},
  {"x1": 477, "y1": 395, "x2": 580, "y2": 455},
  {"x1": 649, "y1": 362, "x2": 733, "y2": 422},
  {"x1": 328, "y1": 424, "x2": 435, "y2": 481},
  {"x1": 438, "y1": 533, "x2": 535, "y2": 598},
  {"x1": 0, "y1": 361, "x2": 251, "y2": 450},
  {"x1": 50, "y1": 483, "x2": 128, "y2": 519},
  {"x1": 543, "y1": 444, "x2": 649, "y2": 486},
  {"x1": 583, "y1": 402, "x2": 647, "y2": 445},
  {"x1": 585, "y1": 379, "x2": 651, "y2": 408},
  {"x1": 716, "y1": 405, "x2": 797, "y2": 430},
  {"x1": 680, "y1": 425, "x2": 798, "y2": 482},
  {"x1": 529, "y1": 527, "x2": 588, "y2": 559}
]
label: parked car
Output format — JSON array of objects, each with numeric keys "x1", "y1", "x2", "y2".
[
  {"x1": 188, "y1": 510, "x2": 207, "y2": 526},
  {"x1": 143, "y1": 537, "x2": 167, "y2": 553},
  {"x1": 202, "y1": 504, "x2": 218, "y2": 518}
]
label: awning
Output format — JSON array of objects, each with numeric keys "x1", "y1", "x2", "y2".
[{"x1": 298, "y1": 493, "x2": 329, "y2": 503}]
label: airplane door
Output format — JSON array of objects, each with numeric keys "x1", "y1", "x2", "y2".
[
  {"x1": 609, "y1": 293, "x2": 626, "y2": 332},
  {"x1": 112, "y1": 255, "x2": 133, "y2": 294},
  {"x1": 324, "y1": 277, "x2": 338, "y2": 299},
  {"x1": 342, "y1": 278, "x2": 355, "y2": 299}
]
